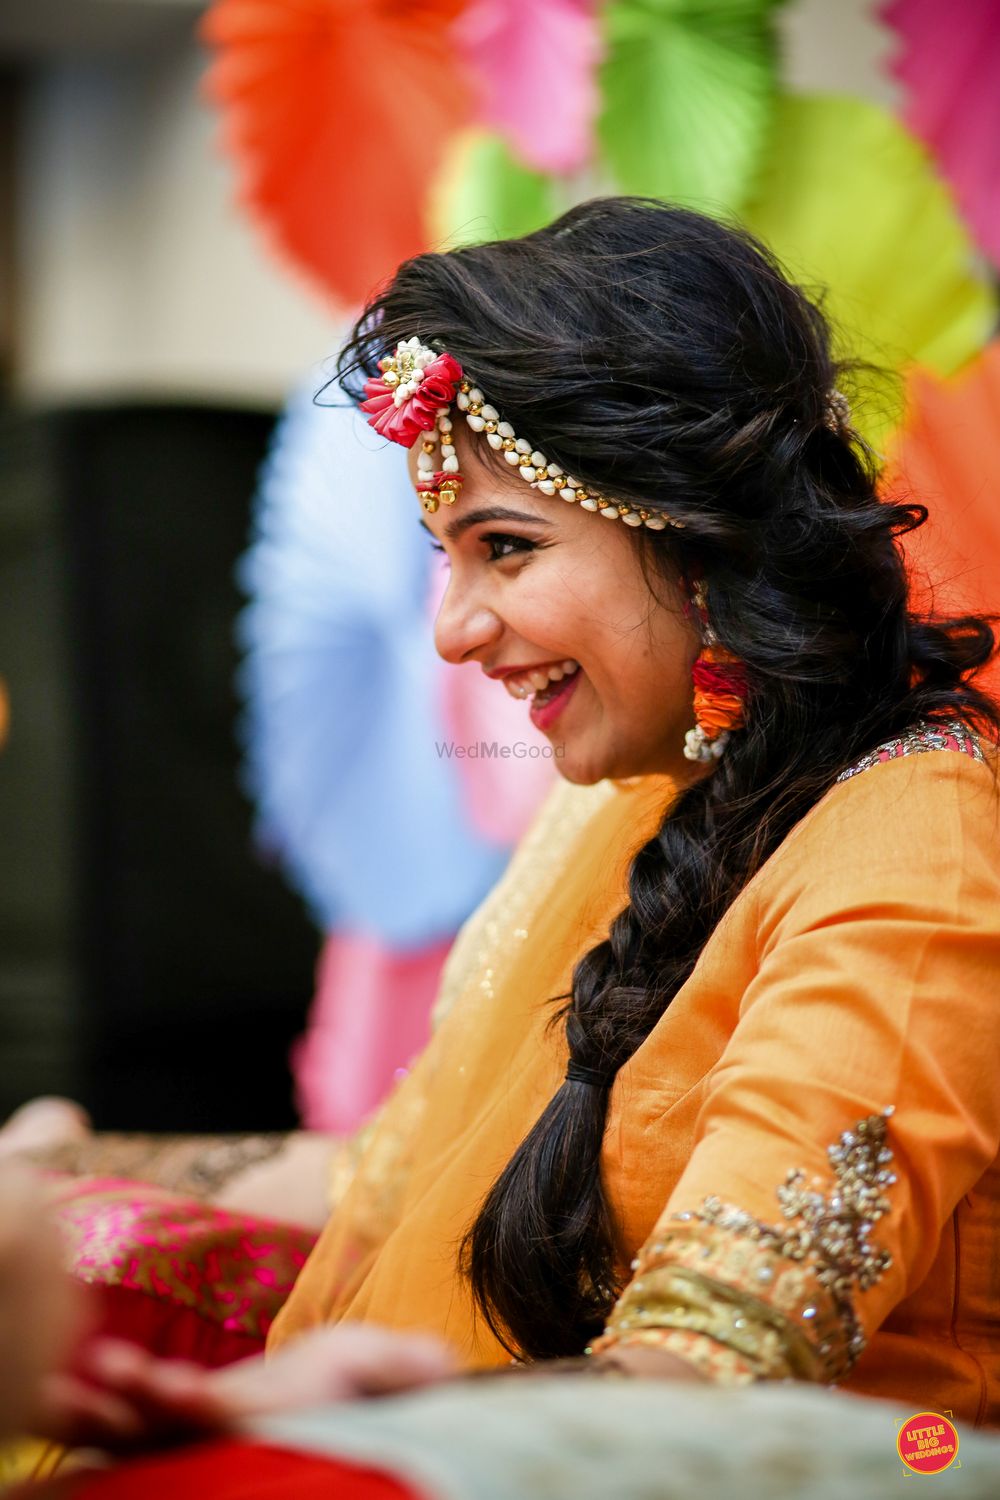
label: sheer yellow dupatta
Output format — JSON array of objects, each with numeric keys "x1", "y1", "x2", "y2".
[{"x1": 270, "y1": 773, "x2": 675, "y2": 1368}]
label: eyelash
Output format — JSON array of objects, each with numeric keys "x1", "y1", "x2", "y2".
[{"x1": 428, "y1": 532, "x2": 538, "y2": 562}]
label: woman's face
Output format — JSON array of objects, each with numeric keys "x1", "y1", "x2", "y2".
[{"x1": 410, "y1": 429, "x2": 703, "y2": 786}]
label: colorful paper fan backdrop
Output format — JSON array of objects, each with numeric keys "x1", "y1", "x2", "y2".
[
  {"x1": 238, "y1": 386, "x2": 510, "y2": 944},
  {"x1": 200, "y1": 0, "x2": 470, "y2": 309},
  {"x1": 455, "y1": 0, "x2": 602, "y2": 175},
  {"x1": 882, "y1": 0, "x2": 1000, "y2": 270},
  {"x1": 598, "y1": 0, "x2": 786, "y2": 210},
  {"x1": 428, "y1": 129, "x2": 560, "y2": 246},
  {"x1": 883, "y1": 341, "x2": 1000, "y2": 697},
  {"x1": 741, "y1": 94, "x2": 997, "y2": 451}
]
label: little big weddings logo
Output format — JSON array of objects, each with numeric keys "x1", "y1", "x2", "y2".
[{"x1": 896, "y1": 1411, "x2": 961, "y2": 1476}]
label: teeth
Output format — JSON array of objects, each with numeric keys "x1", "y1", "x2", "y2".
[{"x1": 501, "y1": 659, "x2": 580, "y2": 700}]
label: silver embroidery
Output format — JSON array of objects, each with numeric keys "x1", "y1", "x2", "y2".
[
  {"x1": 679, "y1": 1109, "x2": 896, "y2": 1368},
  {"x1": 836, "y1": 720, "x2": 983, "y2": 783}
]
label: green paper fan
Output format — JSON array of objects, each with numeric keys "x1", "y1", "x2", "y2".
[
  {"x1": 598, "y1": 0, "x2": 786, "y2": 211},
  {"x1": 741, "y1": 94, "x2": 997, "y2": 450},
  {"x1": 428, "y1": 130, "x2": 558, "y2": 249}
]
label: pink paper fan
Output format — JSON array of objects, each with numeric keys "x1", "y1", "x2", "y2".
[
  {"x1": 882, "y1": 0, "x2": 1000, "y2": 267},
  {"x1": 454, "y1": 0, "x2": 602, "y2": 175}
]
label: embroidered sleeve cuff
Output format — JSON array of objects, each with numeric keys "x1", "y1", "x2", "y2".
[
  {"x1": 593, "y1": 1234, "x2": 830, "y2": 1382},
  {"x1": 595, "y1": 1109, "x2": 896, "y2": 1384}
]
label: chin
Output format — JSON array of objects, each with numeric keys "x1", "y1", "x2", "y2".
[
  {"x1": 554, "y1": 759, "x2": 605, "y2": 786},
  {"x1": 555, "y1": 733, "x2": 679, "y2": 786},
  {"x1": 552, "y1": 742, "x2": 625, "y2": 786}
]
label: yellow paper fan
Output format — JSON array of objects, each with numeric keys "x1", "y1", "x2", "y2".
[
  {"x1": 741, "y1": 94, "x2": 997, "y2": 451},
  {"x1": 426, "y1": 128, "x2": 558, "y2": 250}
]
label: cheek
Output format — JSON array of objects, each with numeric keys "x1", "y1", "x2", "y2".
[
  {"x1": 506, "y1": 566, "x2": 589, "y2": 649},
  {"x1": 593, "y1": 605, "x2": 696, "y2": 721}
]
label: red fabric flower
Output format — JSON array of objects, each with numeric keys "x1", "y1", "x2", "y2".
[{"x1": 361, "y1": 352, "x2": 464, "y2": 447}]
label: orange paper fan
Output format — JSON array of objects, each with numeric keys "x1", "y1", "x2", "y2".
[
  {"x1": 884, "y1": 342, "x2": 1000, "y2": 696},
  {"x1": 200, "y1": 0, "x2": 471, "y2": 310}
]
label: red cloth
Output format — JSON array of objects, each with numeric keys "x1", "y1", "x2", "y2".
[
  {"x1": 82, "y1": 1282, "x2": 266, "y2": 1369},
  {"x1": 51, "y1": 1440, "x2": 424, "y2": 1500}
]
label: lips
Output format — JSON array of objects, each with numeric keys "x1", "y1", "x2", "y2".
[{"x1": 528, "y1": 666, "x2": 581, "y2": 731}]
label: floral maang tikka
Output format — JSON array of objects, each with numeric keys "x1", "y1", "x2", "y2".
[{"x1": 361, "y1": 337, "x2": 678, "y2": 530}]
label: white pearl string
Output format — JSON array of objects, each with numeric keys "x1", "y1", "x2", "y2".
[{"x1": 453, "y1": 380, "x2": 679, "y2": 530}]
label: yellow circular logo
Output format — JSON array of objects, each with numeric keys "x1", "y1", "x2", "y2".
[{"x1": 897, "y1": 1411, "x2": 960, "y2": 1475}]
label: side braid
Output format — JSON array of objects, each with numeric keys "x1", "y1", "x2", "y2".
[
  {"x1": 336, "y1": 196, "x2": 1000, "y2": 1361},
  {"x1": 460, "y1": 484, "x2": 997, "y2": 1360},
  {"x1": 458, "y1": 703, "x2": 824, "y2": 1357}
]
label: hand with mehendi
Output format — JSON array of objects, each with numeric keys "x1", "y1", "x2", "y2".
[{"x1": 0, "y1": 1097, "x2": 336, "y2": 1230}]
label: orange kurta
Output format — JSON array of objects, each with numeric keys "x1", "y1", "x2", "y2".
[{"x1": 272, "y1": 741, "x2": 1000, "y2": 1426}]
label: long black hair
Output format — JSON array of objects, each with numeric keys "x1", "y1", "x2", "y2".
[{"x1": 338, "y1": 198, "x2": 999, "y2": 1360}]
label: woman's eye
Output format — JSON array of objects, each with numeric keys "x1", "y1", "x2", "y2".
[
  {"x1": 483, "y1": 532, "x2": 535, "y2": 562},
  {"x1": 425, "y1": 531, "x2": 538, "y2": 562}
]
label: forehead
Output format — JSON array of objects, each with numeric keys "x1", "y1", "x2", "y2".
[{"x1": 407, "y1": 424, "x2": 558, "y2": 531}]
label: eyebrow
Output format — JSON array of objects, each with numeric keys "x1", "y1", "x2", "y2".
[{"x1": 417, "y1": 505, "x2": 551, "y2": 543}]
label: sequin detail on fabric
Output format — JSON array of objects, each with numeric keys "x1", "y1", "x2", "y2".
[
  {"x1": 836, "y1": 721, "x2": 983, "y2": 783},
  {"x1": 431, "y1": 778, "x2": 619, "y2": 1019},
  {"x1": 690, "y1": 1110, "x2": 896, "y2": 1370},
  {"x1": 288, "y1": 777, "x2": 628, "y2": 1332},
  {"x1": 597, "y1": 1110, "x2": 896, "y2": 1383},
  {"x1": 48, "y1": 1177, "x2": 316, "y2": 1343}
]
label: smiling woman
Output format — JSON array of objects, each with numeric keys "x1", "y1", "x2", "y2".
[
  {"x1": 406, "y1": 431, "x2": 700, "y2": 786},
  {"x1": 10, "y1": 200, "x2": 1000, "y2": 1464},
  {"x1": 274, "y1": 198, "x2": 1000, "y2": 1411}
]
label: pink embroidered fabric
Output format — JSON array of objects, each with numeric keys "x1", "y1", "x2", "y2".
[
  {"x1": 836, "y1": 720, "x2": 984, "y2": 783},
  {"x1": 47, "y1": 1176, "x2": 317, "y2": 1366}
]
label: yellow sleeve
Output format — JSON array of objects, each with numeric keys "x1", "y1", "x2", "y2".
[{"x1": 595, "y1": 751, "x2": 1000, "y2": 1384}]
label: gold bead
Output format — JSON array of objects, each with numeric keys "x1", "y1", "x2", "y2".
[
  {"x1": 421, "y1": 494, "x2": 440, "y2": 514},
  {"x1": 422, "y1": 441, "x2": 436, "y2": 454},
  {"x1": 618, "y1": 504, "x2": 630, "y2": 515},
  {"x1": 576, "y1": 490, "x2": 589, "y2": 502},
  {"x1": 468, "y1": 402, "x2": 482, "y2": 415},
  {"x1": 502, "y1": 437, "x2": 516, "y2": 451},
  {"x1": 460, "y1": 381, "x2": 471, "y2": 393},
  {"x1": 484, "y1": 421, "x2": 497, "y2": 433}
]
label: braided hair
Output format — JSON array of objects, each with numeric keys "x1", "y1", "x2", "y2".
[{"x1": 338, "y1": 198, "x2": 999, "y2": 1359}]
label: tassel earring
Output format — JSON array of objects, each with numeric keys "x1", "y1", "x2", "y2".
[{"x1": 683, "y1": 583, "x2": 748, "y2": 764}]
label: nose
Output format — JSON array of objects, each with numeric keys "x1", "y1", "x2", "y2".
[{"x1": 433, "y1": 572, "x2": 503, "y2": 665}]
